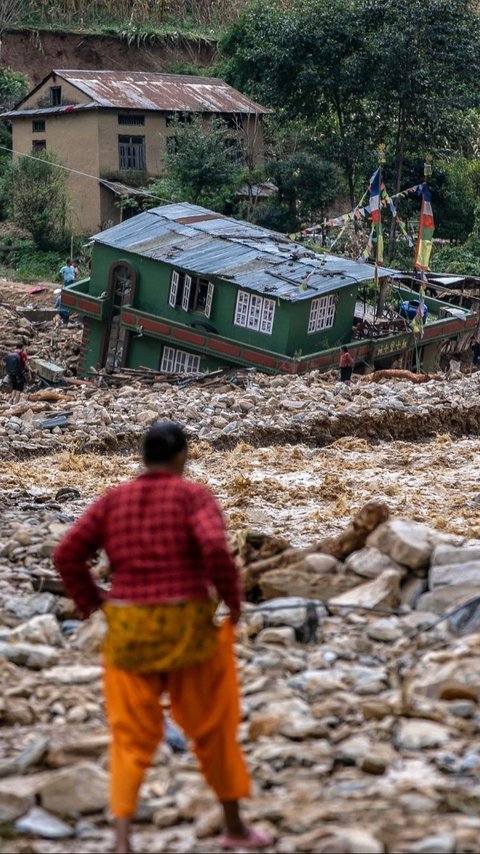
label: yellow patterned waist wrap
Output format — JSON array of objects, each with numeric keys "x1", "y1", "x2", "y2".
[{"x1": 102, "y1": 600, "x2": 219, "y2": 673}]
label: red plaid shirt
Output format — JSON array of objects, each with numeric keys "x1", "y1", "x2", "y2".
[{"x1": 54, "y1": 471, "x2": 242, "y2": 619}]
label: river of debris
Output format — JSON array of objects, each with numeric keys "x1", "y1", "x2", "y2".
[{"x1": 1, "y1": 282, "x2": 480, "y2": 853}]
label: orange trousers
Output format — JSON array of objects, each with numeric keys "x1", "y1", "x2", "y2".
[{"x1": 103, "y1": 621, "x2": 251, "y2": 818}]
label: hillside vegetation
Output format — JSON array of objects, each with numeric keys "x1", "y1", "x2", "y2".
[{"x1": 4, "y1": 0, "x2": 252, "y2": 36}]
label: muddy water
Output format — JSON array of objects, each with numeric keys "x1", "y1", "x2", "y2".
[{"x1": 5, "y1": 434, "x2": 480, "y2": 545}]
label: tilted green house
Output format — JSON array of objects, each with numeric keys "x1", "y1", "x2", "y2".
[{"x1": 63, "y1": 202, "x2": 461, "y2": 376}]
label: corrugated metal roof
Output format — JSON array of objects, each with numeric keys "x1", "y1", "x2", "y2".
[
  {"x1": 49, "y1": 70, "x2": 271, "y2": 114},
  {"x1": 2, "y1": 102, "x2": 95, "y2": 119},
  {"x1": 93, "y1": 203, "x2": 394, "y2": 302}
]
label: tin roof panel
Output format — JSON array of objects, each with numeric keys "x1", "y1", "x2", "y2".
[
  {"x1": 93, "y1": 203, "x2": 394, "y2": 302},
  {"x1": 51, "y1": 70, "x2": 271, "y2": 114}
]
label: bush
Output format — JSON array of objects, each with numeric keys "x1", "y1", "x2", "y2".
[{"x1": 6, "y1": 149, "x2": 69, "y2": 250}]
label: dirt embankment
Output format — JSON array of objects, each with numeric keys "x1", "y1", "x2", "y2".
[{"x1": 0, "y1": 28, "x2": 217, "y2": 86}]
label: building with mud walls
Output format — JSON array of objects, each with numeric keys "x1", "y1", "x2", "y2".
[
  {"x1": 57, "y1": 202, "x2": 475, "y2": 377},
  {"x1": 4, "y1": 70, "x2": 269, "y2": 234}
]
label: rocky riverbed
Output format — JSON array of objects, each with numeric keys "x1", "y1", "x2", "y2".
[{"x1": 1, "y1": 283, "x2": 480, "y2": 853}]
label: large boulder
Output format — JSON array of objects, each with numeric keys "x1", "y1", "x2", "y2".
[
  {"x1": 344, "y1": 547, "x2": 405, "y2": 579},
  {"x1": 431, "y1": 544, "x2": 480, "y2": 566},
  {"x1": 39, "y1": 763, "x2": 108, "y2": 816},
  {"x1": 330, "y1": 569, "x2": 401, "y2": 610},
  {"x1": 259, "y1": 554, "x2": 359, "y2": 600},
  {"x1": 416, "y1": 585, "x2": 480, "y2": 616},
  {"x1": 429, "y1": 561, "x2": 480, "y2": 590},
  {"x1": 367, "y1": 519, "x2": 439, "y2": 571}
]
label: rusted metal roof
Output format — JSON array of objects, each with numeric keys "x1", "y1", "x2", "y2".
[
  {"x1": 2, "y1": 102, "x2": 95, "y2": 119},
  {"x1": 48, "y1": 70, "x2": 271, "y2": 114},
  {"x1": 93, "y1": 203, "x2": 394, "y2": 303}
]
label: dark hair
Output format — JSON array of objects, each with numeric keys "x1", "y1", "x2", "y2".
[
  {"x1": 143, "y1": 421, "x2": 187, "y2": 465},
  {"x1": 341, "y1": 345, "x2": 348, "y2": 353},
  {"x1": 16, "y1": 342, "x2": 24, "y2": 350}
]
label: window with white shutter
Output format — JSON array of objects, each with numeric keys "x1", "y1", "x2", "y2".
[
  {"x1": 182, "y1": 275, "x2": 192, "y2": 311},
  {"x1": 169, "y1": 271, "x2": 179, "y2": 307},
  {"x1": 204, "y1": 282, "x2": 214, "y2": 318},
  {"x1": 307, "y1": 294, "x2": 337, "y2": 333}
]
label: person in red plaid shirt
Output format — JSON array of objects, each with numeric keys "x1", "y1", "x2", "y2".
[{"x1": 54, "y1": 422, "x2": 271, "y2": 854}]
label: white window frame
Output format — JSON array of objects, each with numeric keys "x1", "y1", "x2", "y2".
[
  {"x1": 160, "y1": 346, "x2": 176, "y2": 373},
  {"x1": 182, "y1": 274, "x2": 192, "y2": 311},
  {"x1": 161, "y1": 346, "x2": 200, "y2": 374},
  {"x1": 307, "y1": 294, "x2": 337, "y2": 334},
  {"x1": 234, "y1": 290, "x2": 276, "y2": 335},
  {"x1": 234, "y1": 290, "x2": 250, "y2": 327},
  {"x1": 204, "y1": 282, "x2": 214, "y2": 318},
  {"x1": 169, "y1": 270, "x2": 179, "y2": 308},
  {"x1": 247, "y1": 294, "x2": 263, "y2": 330},
  {"x1": 260, "y1": 298, "x2": 276, "y2": 334}
]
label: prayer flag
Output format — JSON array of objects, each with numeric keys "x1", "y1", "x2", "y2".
[{"x1": 414, "y1": 183, "x2": 435, "y2": 271}]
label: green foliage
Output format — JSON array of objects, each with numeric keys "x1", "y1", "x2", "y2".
[
  {"x1": 1, "y1": 241, "x2": 66, "y2": 282},
  {"x1": 5, "y1": 149, "x2": 69, "y2": 250},
  {"x1": 164, "y1": 114, "x2": 244, "y2": 209},
  {"x1": 251, "y1": 199, "x2": 298, "y2": 234},
  {"x1": 221, "y1": 0, "x2": 480, "y2": 204},
  {"x1": 431, "y1": 203, "x2": 480, "y2": 274},
  {"x1": 268, "y1": 152, "x2": 345, "y2": 223},
  {"x1": 0, "y1": 68, "x2": 29, "y2": 113}
]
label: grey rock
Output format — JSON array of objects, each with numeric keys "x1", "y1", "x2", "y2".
[
  {"x1": 431, "y1": 543, "x2": 480, "y2": 566},
  {"x1": 411, "y1": 833, "x2": 455, "y2": 854},
  {"x1": 345, "y1": 547, "x2": 405, "y2": 579},
  {"x1": 5, "y1": 592, "x2": 57, "y2": 619},
  {"x1": 366, "y1": 617, "x2": 402, "y2": 643},
  {"x1": 15, "y1": 806, "x2": 74, "y2": 839},
  {"x1": 367, "y1": 519, "x2": 438, "y2": 570},
  {"x1": 0, "y1": 641, "x2": 59, "y2": 669},
  {"x1": 396, "y1": 720, "x2": 451, "y2": 750},
  {"x1": 39, "y1": 763, "x2": 109, "y2": 816},
  {"x1": 430, "y1": 560, "x2": 480, "y2": 589}
]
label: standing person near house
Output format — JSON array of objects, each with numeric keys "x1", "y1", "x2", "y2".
[
  {"x1": 4, "y1": 342, "x2": 30, "y2": 405},
  {"x1": 54, "y1": 422, "x2": 271, "y2": 854},
  {"x1": 339, "y1": 345, "x2": 354, "y2": 383},
  {"x1": 54, "y1": 289, "x2": 70, "y2": 326},
  {"x1": 59, "y1": 259, "x2": 76, "y2": 287}
]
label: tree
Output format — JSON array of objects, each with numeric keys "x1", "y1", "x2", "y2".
[
  {"x1": 268, "y1": 152, "x2": 344, "y2": 226},
  {"x1": 0, "y1": 67, "x2": 28, "y2": 113},
  {"x1": 221, "y1": 0, "x2": 480, "y2": 221},
  {"x1": 220, "y1": 0, "x2": 372, "y2": 207},
  {"x1": 164, "y1": 114, "x2": 244, "y2": 210},
  {"x1": 8, "y1": 149, "x2": 69, "y2": 249}
]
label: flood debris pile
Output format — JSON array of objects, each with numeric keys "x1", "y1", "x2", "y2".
[
  {"x1": 0, "y1": 303, "x2": 82, "y2": 378},
  {"x1": 1, "y1": 370, "x2": 480, "y2": 459},
  {"x1": 1, "y1": 499, "x2": 480, "y2": 853}
]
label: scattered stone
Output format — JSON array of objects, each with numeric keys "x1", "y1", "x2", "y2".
[
  {"x1": 15, "y1": 806, "x2": 74, "y2": 839},
  {"x1": 0, "y1": 641, "x2": 59, "y2": 669},
  {"x1": 395, "y1": 720, "x2": 451, "y2": 750},
  {"x1": 42, "y1": 665, "x2": 102, "y2": 684}
]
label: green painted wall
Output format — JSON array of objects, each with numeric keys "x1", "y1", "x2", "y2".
[
  {"x1": 89, "y1": 242, "x2": 359, "y2": 365},
  {"x1": 127, "y1": 334, "x2": 161, "y2": 371},
  {"x1": 286, "y1": 285, "x2": 358, "y2": 356},
  {"x1": 81, "y1": 317, "x2": 104, "y2": 371},
  {"x1": 91, "y1": 243, "x2": 291, "y2": 353}
]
